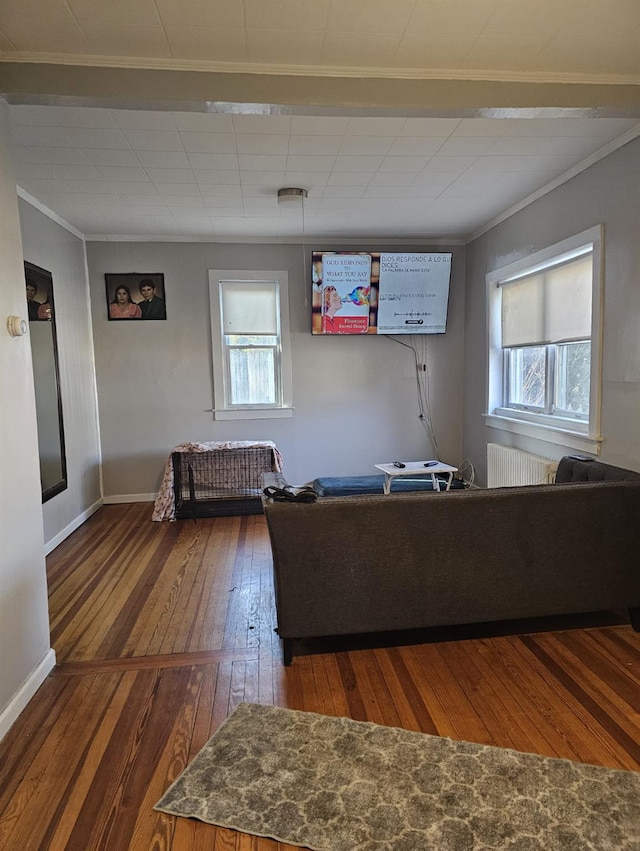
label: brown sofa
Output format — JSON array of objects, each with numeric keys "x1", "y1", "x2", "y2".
[{"x1": 262, "y1": 456, "x2": 640, "y2": 664}]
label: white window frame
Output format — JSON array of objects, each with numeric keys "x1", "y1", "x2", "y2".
[
  {"x1": 209, "y1": 269, "x2": 293, "y2": 420},
  {"x1": 485, "y1": 226, "x2": 603, "y2": 453}
]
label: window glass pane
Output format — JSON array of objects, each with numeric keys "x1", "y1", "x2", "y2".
[
  {"x1": 228, "y1": 348, "x2": 276, "y2": 405},
  {"x1": 508, "y1": 346, "x2": 546, "y2": 407},
  {"x1": 556, "y1": 341, "x2": 591, "y2": 417},
  {"x1": 226, "y1": 335, "x2": 278, "y2": 346}
]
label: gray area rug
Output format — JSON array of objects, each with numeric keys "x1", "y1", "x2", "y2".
[{"x1": 154, "y1": 702, "x2": 640, "y2": 850}]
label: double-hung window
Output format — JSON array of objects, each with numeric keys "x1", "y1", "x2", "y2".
[
  {"x1": 209, "y1": 270, "x2": 293, "y2": 420},
  {"x1": 486, "y1": 226, "x2": 602, "y2": 452}
]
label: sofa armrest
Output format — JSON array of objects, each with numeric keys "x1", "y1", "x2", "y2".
[{"x1": 556, "y1": 456, "x2": 640, "y2": 483}]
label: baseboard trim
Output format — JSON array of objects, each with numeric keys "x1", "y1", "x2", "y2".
[
  {"x1": 44, "y1": 498, "x2": 103, "y2": 555},
  {"x1": 103, "y1": 493, "x2": 156, "y2": 504},
  {"x1": 0, "y1": 648, "x2": 56, "y2": 743}
]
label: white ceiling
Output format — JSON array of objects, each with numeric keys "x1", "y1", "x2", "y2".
[
  {"x1": 3, "y1": 0, "x2": 640, "y2": 241},
  {"x1": 9, "y1": 106, "x2": 640, "y2": 241}
]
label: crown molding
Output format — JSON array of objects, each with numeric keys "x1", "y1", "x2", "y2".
[
  {"x1": 16, "y1": 186, "x2": 85, "y2": 240},
  {"x1": 85, "y1": 234, "x2": 466, "y2": 246},
  {"x1": 467, "y1": 123, "x2": 640, "y2": 243},
  {"x1": 2, "y1": 52, "x2": 640, "y2": 87}
]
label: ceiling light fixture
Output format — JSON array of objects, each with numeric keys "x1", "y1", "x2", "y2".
[
  {"x1": 277, "y1": 188, "x2": 309, "y2": 306},
  {"x1": 277, "y1": 187, "x2": 308, "y2": 206}
]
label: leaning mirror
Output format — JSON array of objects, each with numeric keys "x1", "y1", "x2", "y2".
[{"x1": 25, "y1": 261, "x2": 68, "y2": 502}]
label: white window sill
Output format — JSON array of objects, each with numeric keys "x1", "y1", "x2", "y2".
[
  {"x1": 213, "y1": 407, "x2": 294, "y2": 421},
  {"x1": 484, "y1": 412, "x2": 602, "y2": 455}
]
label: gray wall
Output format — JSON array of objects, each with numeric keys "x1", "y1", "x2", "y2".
[
  {"x1": 19, "y1": 199, "x2": 103, "y2": 548},
  {"x1": 0, "y1": 103, "x2": 52, "y2": 732},
  {"x1": 86, "y1": 241, "x2": 465, "y2": 496},
  {"x1": 464, "y1": 136, "x2": 640, "y2": 485}
]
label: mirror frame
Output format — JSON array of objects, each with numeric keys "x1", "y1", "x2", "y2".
[{"x1": 25, "y1": 260, "x2": 68, "y2": 503}]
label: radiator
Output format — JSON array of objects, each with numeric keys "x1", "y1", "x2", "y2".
[{"x1": 487, "y1": 444, "x2": 558, "y2": 488}]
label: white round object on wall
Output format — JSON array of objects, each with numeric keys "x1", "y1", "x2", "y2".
[{"x1": 7, "y1": 315, "x2": 27, "y2": 337}]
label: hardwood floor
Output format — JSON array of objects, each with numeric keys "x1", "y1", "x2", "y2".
[{"x1": 1, "y1": 502, "x2": 639, "y2": 849}]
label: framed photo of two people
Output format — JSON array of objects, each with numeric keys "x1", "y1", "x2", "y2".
[{"x1": 105, "y1": 273, "x2": 167, "y2": 321}]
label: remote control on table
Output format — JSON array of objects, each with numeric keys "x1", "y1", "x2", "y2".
[
  {"x1": 424, "y1": 460, "x2": 439, "y2": 467},
  {"x1": 393, "y1": 461, "x2": 406, "y2": 468}
]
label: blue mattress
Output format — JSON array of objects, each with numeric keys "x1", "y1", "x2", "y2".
[{"x1": 312, "y1": 474, "x2": 464, "y2": 496}]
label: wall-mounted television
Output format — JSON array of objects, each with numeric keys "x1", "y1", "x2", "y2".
[{"x1": 311, "y1": 251, "x2": 452, "y2": 335}]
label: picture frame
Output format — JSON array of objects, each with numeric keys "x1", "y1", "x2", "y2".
[{"x1": 105, "y1": 272, "x2": 167, "y2": 321}]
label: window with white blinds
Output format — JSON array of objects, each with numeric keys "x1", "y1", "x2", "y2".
[
  {"x1": 485, "y1": 227, "x2": 603, "y2": 453},
  {"x1": 209, "y1": 270, "x2": 293, "y2": 420}
]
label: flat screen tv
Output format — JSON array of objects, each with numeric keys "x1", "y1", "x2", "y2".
[{"x1": 311, "y1": 251, "x2": 452, "y2": 335}]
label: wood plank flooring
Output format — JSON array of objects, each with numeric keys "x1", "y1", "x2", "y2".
[{"x1": 1, "y1": 502, "x2": 639, "y2": 849}]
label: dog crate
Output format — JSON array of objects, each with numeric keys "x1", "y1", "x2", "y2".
[{"x1": 172, "y1": 445, "x2": 280, "y2": 519}]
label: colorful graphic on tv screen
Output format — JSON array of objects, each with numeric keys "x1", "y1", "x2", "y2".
[{"x1": 311, "y1": 251, "x2": 452, "y2": 335}]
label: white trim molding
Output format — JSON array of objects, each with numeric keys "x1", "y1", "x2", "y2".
[
  {"x1": 212, "y1": 407, "x2": 294, "y2": 420},
  {"x1": 484, "y1": 414, "x2": 601, "y2": 455},
  {"x1": 103, "y1": 493, "x2": 157, "y2": 504},
  {"x1": 17, "y1": 188, "x2": 85, "y2": 240},
  {"x1": 469, "y1": 127, "x2": 640, "y2": 243},
  {"x1": 0, "y1": 648, "x2": 56, "y2": 743},
  {"x1": 44, "y1": 498, "x2": 103, "y2": 555},
  {"x1": 4, "y1": 52, "x2": 640, "y2": 86}
]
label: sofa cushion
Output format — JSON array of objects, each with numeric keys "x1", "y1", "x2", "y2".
[{"x1": 312, "y1": 474, "x2": 465, "y2": 496}]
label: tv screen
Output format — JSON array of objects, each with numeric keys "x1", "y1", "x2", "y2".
[{"x1": 311, "y1": 251, "x2": 452, "y2": 335}]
